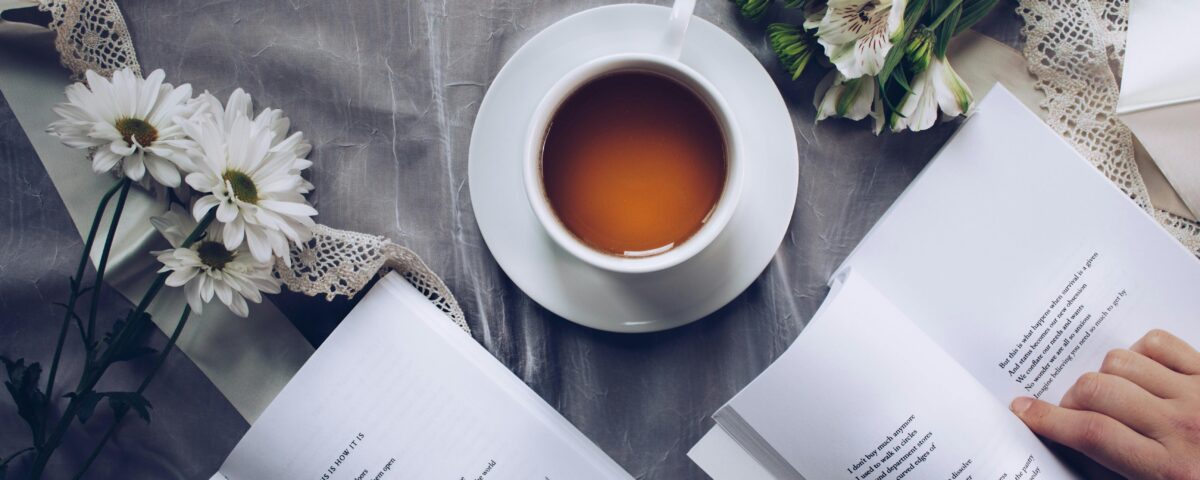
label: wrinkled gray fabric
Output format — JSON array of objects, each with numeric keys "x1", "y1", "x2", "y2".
[{"x1": 0, "y1": 1, "x2": 1023, "y2": 478}]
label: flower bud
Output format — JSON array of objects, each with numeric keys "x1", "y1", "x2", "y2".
[
  {"x1": 905, "y1": 28, "x2": 935, "y2": 74},
  {"x1": 733, "y1": 0, "x2": 771, "y2": 20},
  {"x1": 768, "y1": 23, "x2": 816, "y2": 80}
]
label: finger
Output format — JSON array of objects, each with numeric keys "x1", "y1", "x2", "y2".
[
  {"x1": 1045, "y1": 442, "x2": 1124, "y2": 480},
  {"x1": 1011, "y1": 397, "x2": 1166, "y2": 480},
  {"x1": 1059, "y1": 372, "x2": 1167, "y2": 438},
  {"x1": 1131, "y1": 329, "x2": 1200, "y2": 375},
  {"x1": 1099, "y1": 348, "x2": 1191, "y2": 399}
]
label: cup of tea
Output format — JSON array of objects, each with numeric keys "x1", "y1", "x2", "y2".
[{"x1": 523, "y1": 0, "x2": 743, "y2": 274}]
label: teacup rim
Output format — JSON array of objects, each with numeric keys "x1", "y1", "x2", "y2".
[{"x1": 522, "y1": 52, "x2": 744, "y2": 274}]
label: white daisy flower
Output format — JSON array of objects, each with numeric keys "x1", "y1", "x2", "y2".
[
  {"x1": 181, "y1": 90, "x2": 316, "y2": 264},
  {"x1": 194, "y1": 89, "x2": 314, "y2": 194},
  {"x1": 891, "y1": 55, "x2": 973, "y2": 132},
  {"x1": 816, "y1": 0, "x2": 908, "y2": 79},
  {"x1": 193, "y1": 89, "x2": 313, "y2": 171},
  {"x1": 46, "y1": 68, "x2": 198, "y2": 187},
  {"x1": 152, "y1": 207, "x2": 280, "y2": 317}
]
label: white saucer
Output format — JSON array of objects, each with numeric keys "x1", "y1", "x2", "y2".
[{"x1": 468, "y1": 4, "x2": 798, "y2": 333}]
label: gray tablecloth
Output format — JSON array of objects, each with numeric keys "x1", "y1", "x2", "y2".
[{"x1": 0, "y1": 1, "x2": 1024, "y2": 478}]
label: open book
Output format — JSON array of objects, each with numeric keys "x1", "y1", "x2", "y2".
[
  {"x1": 210, "y1": 273, "x2": 632, "y2": 480},
  {"x1": 689, "y1": 86, "x2": 1200, "y2": 479}
]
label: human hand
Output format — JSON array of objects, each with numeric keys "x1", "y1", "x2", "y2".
[{"x1": 1010, "y1": 329, "x2": 1200, "y2": 480}]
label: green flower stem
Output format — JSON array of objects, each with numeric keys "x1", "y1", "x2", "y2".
[
  {"x1": 72, "y1": 306, "x2": 191, "y2": 480},
  {"x1": 928, "y1": 0, "x2": 963, "y2": 30},
  {"x1": 44, "y1": 179, "x2": 123, "y2": 418},
  {"x1": 86, "y1": 178, "x2": 133, "y2": 344},
  {"x1": 28, "y1": 207, "x2": 216, "y2": 480},
  {"x1": 94, "y1": 207, "x2": 214, "y2": 373},
  {"x1": 0, "y1": 447, "x2": 35, "y2": 468}
]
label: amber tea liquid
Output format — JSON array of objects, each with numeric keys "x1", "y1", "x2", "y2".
[{"x1": 540, "y1": 71, "x2": 727, "y2": 257}]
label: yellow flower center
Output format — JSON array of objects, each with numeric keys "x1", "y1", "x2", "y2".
[
  {"x1": 222, "y1": 170, "x2": 259, "y2": 204},
  {"x1": 114, "y1": 117, "x2": 158, "y2": 146},
  {"x1": 196, "y1": 240, "x2": 236, "y2": 270}
]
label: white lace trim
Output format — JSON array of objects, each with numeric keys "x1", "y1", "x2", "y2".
[
  {"x1": 35, "y1": 0, "x2": 468, "y2": 332},
  {"x1": 276, "y1": 225, "x2": 468, "y2": 332},
  {"x1": 38, "y1": 0, "x2": 140, "y2": 80},
  {"x1": 1016, "y1": 0, "x2": 1200, "y2": 254}
]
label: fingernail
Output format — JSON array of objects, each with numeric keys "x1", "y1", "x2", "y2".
[{"x1": 1010, "y1": 396, "x2": 1034, "y2": 414}]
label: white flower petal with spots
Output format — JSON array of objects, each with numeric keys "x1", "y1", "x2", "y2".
[{"x1": 817, "y1": 0, "x2": 907, "y2": 79}]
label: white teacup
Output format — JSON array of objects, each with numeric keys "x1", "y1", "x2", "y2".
[{"x1": 522, "y1": 0, "x2": 743, "y2": 275}]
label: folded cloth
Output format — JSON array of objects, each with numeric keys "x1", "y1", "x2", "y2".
[{"x1": 1118, "y1": 1, "x2": 1200, "y2": 219}]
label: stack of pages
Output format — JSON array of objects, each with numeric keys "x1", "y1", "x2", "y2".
[
  {"x1": 210, "y1": 273, "x2": 633, "y2": 479},
  {"x1": 689, "y1": 87, "x2": 1200, "y2": 479}
]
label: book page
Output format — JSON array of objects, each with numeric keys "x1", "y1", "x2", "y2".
[
  {"x1": 687, "y1": 426, "x2": 774, "y2": 480},
  {"x1": 215, "y1": 273, "x2": 631, "y2": 480},
  {"x1": 836, "y1": 87, "x2": 1200, "y2": 404},
  {"x1": 716, "y1": 272, "x2": 1077, "y2": 480}
]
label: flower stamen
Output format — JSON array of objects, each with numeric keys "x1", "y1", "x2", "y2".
[
  {"x1": 222, "y1": 170, "x2": 260, "y2": 204},
  {"x1": 114, "y1": 117, "x2": 158, "y2": 146},
  {"x1": 857, "y1": 2, "x2": 875, "y2": 22},
  {"x1": 196, "y1": 241, "x2": 236, "y2": 270}
]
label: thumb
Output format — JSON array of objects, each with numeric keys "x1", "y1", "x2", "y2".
[{"x1": 1010, "y1": 396, "x2": 1164, "y2": 479}]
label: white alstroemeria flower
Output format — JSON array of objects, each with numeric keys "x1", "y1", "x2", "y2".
[
  {"x1": 803, "y1": 0, "x2": 829, "y2": 30},
  {"x1": 152, "y1": 207, "x2": 280, "y2": 317},
  {"x1": 814, "y1": 70, "x2": 875, "y2": 121},
  {"x1": 814, "y1": 71, "x2": 886, "y2": 133},
  {"x1": 816, "y1": 0, "x2": 908, "y2": 79},
  {"x1": 46, "y1": 68, "x2": 198, "y2": 187},
  {"x1": 181, "y1": 91, "x2": 316, "y2": 264},
  {"x1": 891, "y1": 55, "x2": 973, "y2": 132}
]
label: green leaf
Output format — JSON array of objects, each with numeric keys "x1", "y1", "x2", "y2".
[
  {"x1": 878, "y1": 76, "x2": 902, "y2": 112},
  {"x1": 100, "y1": 311, "x2": 154, "y2": 365},
  {"x1": 107, "y1": 392, "x2": 153, "y2": 423},
  {"x1": 731, "y1": 0, "x2": 772, "y2": 20},
  {"x1": 67, "y1": 391, "x2": 102, "y2": 424},
  {"x1": 102, "y1": 320, "x2": 124, "y2": 347},
  {"x1": 929, "y1": 0, "x2": 950, "y2": 19},
  {"x1": 2, "y1": 356, "x2": 47, "y2": 443},
  {"x1": 934, "y1": 3, "x2": 962, "y2": 57},
  {"x1": 955, "y1": 0, "x2": 999, "y2": 35},
  {"x1": 768, "y1": 23, "x2": 818, "y2": 80},
  {"x1": 111, "y1": 346, "x2": 157, "y2": 364},
  {"x1": 890, "y1": 68, "x2": 912, "y2": 94},
  {"x1": 782, "y1": 0, "x2": 806, "y2": 7},
  {"x1": 68, "y1": 391, "x2": 155, "y2": 424},
  {"x1": 880, "y1": 0, "x2": 929, "y2": 83}
]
